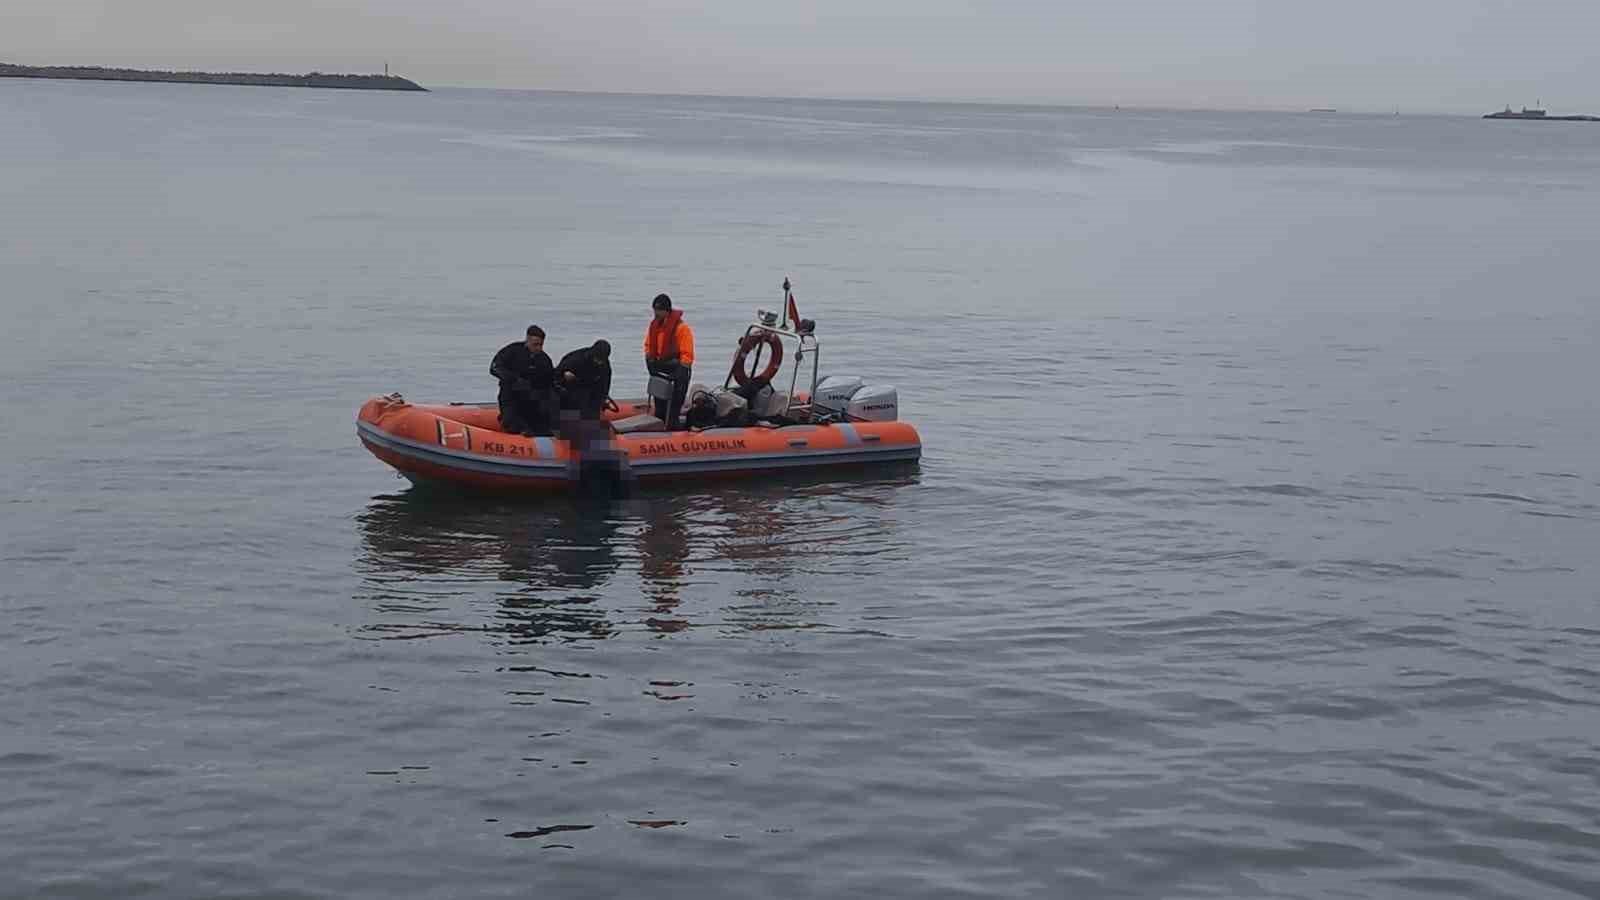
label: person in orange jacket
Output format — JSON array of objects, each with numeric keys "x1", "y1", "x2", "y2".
[{"x1": 644, "y1": 293, "x2": 695, "y2": 429}]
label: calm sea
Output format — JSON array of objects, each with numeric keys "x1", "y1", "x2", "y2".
[{"x1": 3, "y1": 79, "x2": 1599, "y2": 899}]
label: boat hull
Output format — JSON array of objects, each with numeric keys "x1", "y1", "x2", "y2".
[{"x1": 356, "y1": 395, "x2": 921, "y2": 493}]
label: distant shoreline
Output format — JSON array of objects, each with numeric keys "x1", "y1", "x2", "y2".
[{"x1": 0, "y1": 63, "x2": 427, "y2": 92}]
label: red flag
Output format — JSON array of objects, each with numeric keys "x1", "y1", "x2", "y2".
[{"x1": 786, "y1": 292, "x2": 800, "y2": 329}]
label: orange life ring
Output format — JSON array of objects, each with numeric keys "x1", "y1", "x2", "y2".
[{"x1": 732, "y1": 332, "x2": 784, "y2": 386}]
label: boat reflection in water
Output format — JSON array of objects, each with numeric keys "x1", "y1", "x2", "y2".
[
  {"x1": 354, "y1": 465, "x2": 919, "y2": 644},
  {"x1": 355, "y1": 491, "x2": 625, "y2": 643}
]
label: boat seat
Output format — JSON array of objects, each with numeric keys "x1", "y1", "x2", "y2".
[{"x1": 612, "y1": 413, "x2": 666, "y2": 434}]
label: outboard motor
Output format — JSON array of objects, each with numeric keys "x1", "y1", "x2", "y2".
[
  {"x1": 814, "y1": 375, "x2": 864, "y2": 415},
  {"x1": 846, "y1": 384, "x2": 899, "y2": 421}
]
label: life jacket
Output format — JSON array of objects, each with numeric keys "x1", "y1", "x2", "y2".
[{"x1": 644, "y1": 310, "x2": 695, "y2": 365}]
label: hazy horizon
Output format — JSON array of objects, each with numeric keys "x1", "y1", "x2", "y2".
[{"x1": 7, "y1": 1, "x2": 1600, "y2": 115}]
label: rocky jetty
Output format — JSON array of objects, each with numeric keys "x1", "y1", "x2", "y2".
[{"x1": 0, "y1": 63, "x2": 427, "y2": 92}]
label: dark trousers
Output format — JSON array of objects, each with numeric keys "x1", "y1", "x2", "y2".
[
  {"x1": 559, "y1": 385, "x2": 604, "y2": 421},
  {"x1": 648, "y1": 362, "x2": 691, "y2": 428},
  {"x1": 499, "y1": 388, "x2": 555, "y2": 436}
]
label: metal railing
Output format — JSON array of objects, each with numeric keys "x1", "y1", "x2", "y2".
[{"x1": 723, "y1": 314, "x2": 821, "y2": 421}]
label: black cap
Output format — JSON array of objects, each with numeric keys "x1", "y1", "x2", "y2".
[
  {"x1": 591, "y1": 339, "x2": 611, "y2": 360},
  {"x1": 652, "y1": 293, "x2": 672, "y2": 311}
]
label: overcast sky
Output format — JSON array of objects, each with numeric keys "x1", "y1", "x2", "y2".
[{"x1": 6, "y1": 1, "x2": 1598, "y2": 112}]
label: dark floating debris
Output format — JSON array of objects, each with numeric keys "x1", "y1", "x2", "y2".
[{"x1": 506, "y1": 824, "x2": 594, "y2": 839}]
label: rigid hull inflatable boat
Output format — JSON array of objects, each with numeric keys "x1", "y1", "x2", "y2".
[{"x1": 357, "y1": 298, "x2": 921, "y2": 492}]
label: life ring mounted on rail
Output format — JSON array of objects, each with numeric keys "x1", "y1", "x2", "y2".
[{"x1": 731, "y1": 331, "x2": 784, "y2": 387}]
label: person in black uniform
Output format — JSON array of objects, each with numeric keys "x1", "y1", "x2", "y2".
[
  {"x1": 490, "y1": 325, "x2": 556, "y2": 435},
  {"x1": 555, "y1": 340, "x2": 613, "y2": 420}
]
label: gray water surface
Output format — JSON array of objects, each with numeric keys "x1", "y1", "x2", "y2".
[{"x1": 3, "y1": 81, "x2": 1599, "y2": 899}]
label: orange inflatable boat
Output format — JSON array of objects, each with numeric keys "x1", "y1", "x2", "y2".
[{"x1": 357, "y1": 296, "x2": 921, "y2": 493}]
